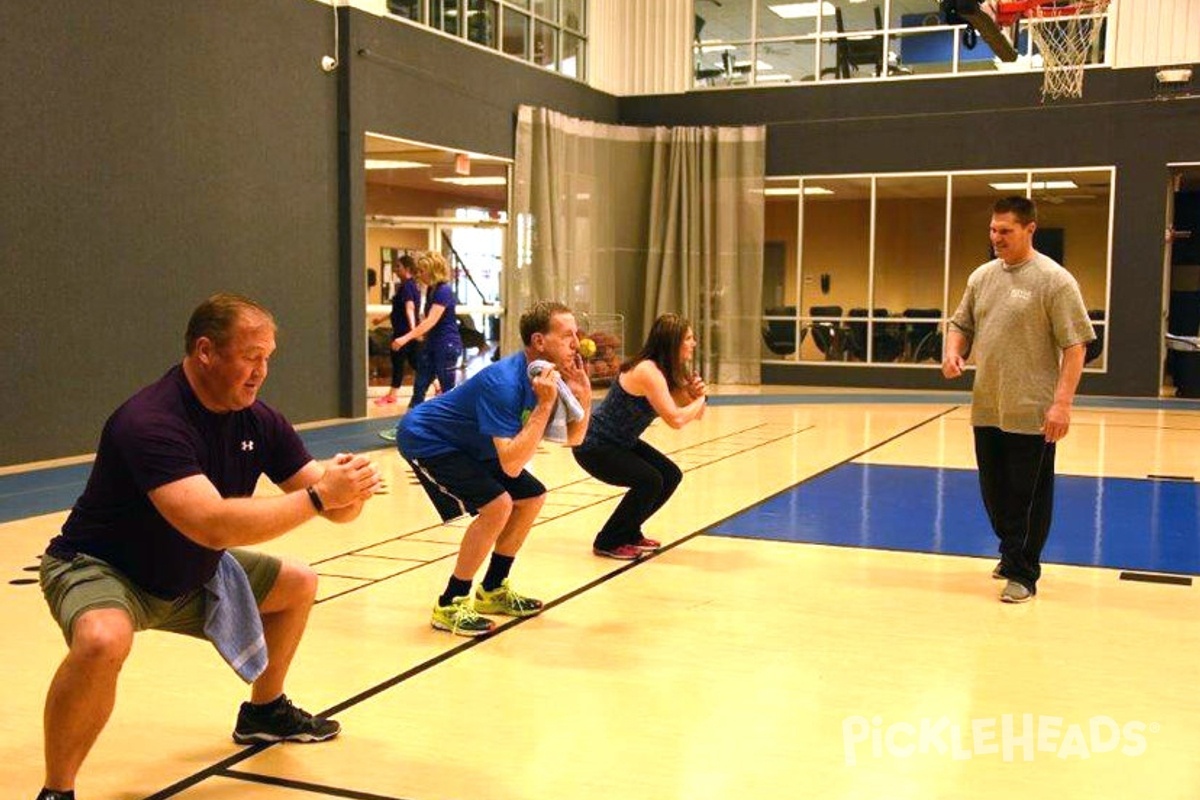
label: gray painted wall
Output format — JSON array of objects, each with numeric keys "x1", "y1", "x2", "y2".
[
  {"x1": 0, "y1": 2, "x2": 615, "y2": 466},
  {"x1": 2, "y1": 1, "x2": 342, "y2": 465}
]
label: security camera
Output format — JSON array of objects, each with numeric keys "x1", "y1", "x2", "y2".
[{"x1": 320, "y1": 55, "x2": 338, "y2": 72}]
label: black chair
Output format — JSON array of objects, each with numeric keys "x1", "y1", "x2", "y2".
[
  {"x1": 762, "y1": 306, "x2": 801, "y2": 357},
  {"x1": 903, "y1": 308, "x2": 943, "y2": 363},
  {"x1": 1085, "y1": 309, "x2": 1106, "y2": 364},
  {"x1": 875, "y1": 315, "x2": 906, "y2": 363},
  {"x1": 845, "y1": 308, "x2": 869, "y2": 360},
  {"x1": 809, "y1": 305, "x2": 844, "y2": 360},
  {"x1": 826, "y1": 7, "x2": 884, "y2": 79},
  {"x1": 845, "y1": 307, "x2": 904, "y2": 362},
  {"x1": 456, "y1": 314, "x2": 488, "y2": 352}
]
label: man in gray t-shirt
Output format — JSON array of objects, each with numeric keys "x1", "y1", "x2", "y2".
[{"x1": 944, "y1": 196, "x2": 1095, "y2": 604}]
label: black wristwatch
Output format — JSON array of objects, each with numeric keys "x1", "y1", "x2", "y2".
[{"x1": 306, "y1": 484, "x2": 325, "y2": 513}]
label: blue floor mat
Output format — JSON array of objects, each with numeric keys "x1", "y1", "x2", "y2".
[{"x1": 709, "y1": 463, "x2": 1200, "y2": 575}]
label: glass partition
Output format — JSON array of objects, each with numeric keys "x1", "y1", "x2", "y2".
[
  {"x1": 798, "y1": 177, "x2": 870, "y2": 363},
  {"x1": 874, "y1": 175, "x2": 947, "y2": 363},
  {"x1": 762, "y1": 167, "x2": 1114, "y2": 372},
  {"x1": 693, "y1": 0, "x2": 1111, "y2": 88},
  {"x1": 763, "y1": 178, "x2": 802, "y2": 361},
  {"x1": 385, "y1": 0, "x2": 586, "y2": 79},
  {"x1": 1031, "y1": 168, "x2": 1113, "y2": 368}
]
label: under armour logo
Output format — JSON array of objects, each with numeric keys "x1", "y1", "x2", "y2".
[{"x1": 241, "y1": 440, "x2": 255, "y2": 452}]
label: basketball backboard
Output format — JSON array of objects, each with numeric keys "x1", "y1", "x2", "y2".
[{"x1": 941, "y1": 0, "x2": 1020, "y2": 61}]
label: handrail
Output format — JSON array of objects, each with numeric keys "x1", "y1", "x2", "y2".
[{"x1": 440, "y1": 230, "x2": 488, "y2": 304}]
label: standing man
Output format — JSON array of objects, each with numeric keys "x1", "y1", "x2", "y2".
[
  {"x1": 943, "y1": 197, "x2": 1095, "y2": 604},
  {"x1": 35, "y1": 294, "x2": 380, "y2": 800},
  {"x1": 397, "y1": 301, "x2": 591, "y2": 636}
]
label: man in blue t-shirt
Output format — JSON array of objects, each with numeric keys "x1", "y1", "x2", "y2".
[
  {"x1": 34, "y1": 294, "x2": 381, "y2": 800},
  {"x1": 397, "y1": 300, "x2": 592, "y2": 636}
]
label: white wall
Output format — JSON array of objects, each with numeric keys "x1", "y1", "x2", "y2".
[
  {"x1": 578, "y1": 0, "x2": 692, "y2": 95},
  {"x1": 1113, "y1": 0, "x2": 1200, "y2": 67}
]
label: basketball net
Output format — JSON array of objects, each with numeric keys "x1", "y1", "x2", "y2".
[{"x1": 1027, "y1": 0, "x2": 1110, "y2": 101}]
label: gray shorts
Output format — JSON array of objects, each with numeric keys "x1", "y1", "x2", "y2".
[{"x1": 40, "y1": 549, "x2": 281, "y2": 643}]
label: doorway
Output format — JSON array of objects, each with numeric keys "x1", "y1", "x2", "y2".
[
  {"x1": 363, "y1": 133, "x2": 510, "y2": 413},
  {"x1": 1163, "y1": 165, "x2": 1200, "y2": 397}
]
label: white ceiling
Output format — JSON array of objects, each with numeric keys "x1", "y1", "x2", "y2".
[{"x1": 364, "y1": 134, "x2": 509, "y2": 205}]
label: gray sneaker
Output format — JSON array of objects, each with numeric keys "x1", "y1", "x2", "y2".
[
  {"x1": 992, "y1": 561, "x2": 1005, "y2": 580},
  {"x1": 1000, "y1": 580, "x2": 1033, "y2": 604}
]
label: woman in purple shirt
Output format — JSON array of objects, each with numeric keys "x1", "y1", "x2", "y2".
[
  {"x1": 390, "y1": 251, "x2": 463, "y2": 408},
  {"x1": 375, "y1": 253, "x2": 423, "y2": 405}
]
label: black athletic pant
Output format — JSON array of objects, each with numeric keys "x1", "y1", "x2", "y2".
[
  {"x1": 572, "y1": 439, "x2": 683, "y2": 550},
  {"x1": 389, "y1": 341, "x2": 421, "y2": 389},
  {"x1": 973, "y1": 426, "x2": 1056, "y2": 593}
]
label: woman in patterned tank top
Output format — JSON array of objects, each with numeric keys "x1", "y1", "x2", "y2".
[{"x1": 572, "y1": 314, "x2": 708, "y2": 560}]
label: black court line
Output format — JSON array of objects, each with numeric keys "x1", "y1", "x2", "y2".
[
  {"x1": 314, "y1": 573, "x2": 383, "y2": 582},
  {"x1": 310, "y1": 427, "x2": 801, "y2": 604},
  {"x1": 1146, "y1": 474, "x2": 1196, "y2": 482},
  {"x1": 138, "y1": 419, "x2": 836, "y2": 798},
  {"x1": 1119, "y1": 571, "x2": 1193, "y2": 586},
  {"x1": 303, "y1": 422, "x2": 773, "y2": 575},
  {"x1": 331, "y1": 552, "x2": 438, "y2": 563},
  {"x1": 219, "y1": 768, "x2": 411, "y2": 799},
  {"x1": 306, "y1": 423, "x2": 789, "y2": 605},
  {"x1": 149, "y1": 410, "x2": 966, "y2": 799}
]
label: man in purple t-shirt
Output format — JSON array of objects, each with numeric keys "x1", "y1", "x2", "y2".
[{"x1": 34, "y1": 294, "x2": 380, "y2": 800}]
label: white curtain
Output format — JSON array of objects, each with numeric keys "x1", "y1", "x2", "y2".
[{"x1": 508, "y1": 105, "x2": 764, "y2": 384}]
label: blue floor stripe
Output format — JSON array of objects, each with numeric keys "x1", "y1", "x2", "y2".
[
  {"x1": 4, "y1": 388, "x2": 1199, "y2": 526},
  {"x1": 709, "y1": 463, "x2": 1200, "y2": 575},
  {"x1": 0, "y1": 420, "x2": 399, "y2": 524}
]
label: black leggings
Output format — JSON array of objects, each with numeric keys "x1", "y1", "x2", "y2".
[
  {"x1": 572, "y1": 439, "x2": 683, "y2": 550},
  {"x1": 973, "y1": 426, "x2": 1056, "y2": 592},
  {"x1": 389, "y1": 341, "x2": 421, "y2": 389}
]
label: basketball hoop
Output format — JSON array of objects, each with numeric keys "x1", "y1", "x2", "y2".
[{"x1": 1026, "y1": 0, "x2": 1110, "y2": 101}]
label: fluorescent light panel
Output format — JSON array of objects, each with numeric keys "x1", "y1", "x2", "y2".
[
  {"x1": 432, "y1": 176, "x2": 508, "y2": 186},
  {"x1": 365, "y1": 159, "x2": 428, "y2": 170},
  {"x1": 988, "y1": 180, "x2": 1078, "y2": 190},
  {"x1": 768, "y1": 2, "x2": 835, "y2": 20},
  {"x1": 764, "y1": 186, "x2": 834, "y2": 195}
]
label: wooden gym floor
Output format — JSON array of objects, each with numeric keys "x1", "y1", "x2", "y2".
[{"x1": 1, "y1": 396, "x2": 1198, "y2": 798}]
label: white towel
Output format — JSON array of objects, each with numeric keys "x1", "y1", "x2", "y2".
[
  {"x1": 203, "y1": 552, "x2": 268, "y2": 683},
  {"x1": 527, "y1": 359, "x2": 585, "y2": 443}
]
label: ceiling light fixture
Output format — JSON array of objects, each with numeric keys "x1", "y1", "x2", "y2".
[
  {"x1": 988, "y1": 180, "x2": 1078, "y2": 191},
  {"x1": 763, "y1": 186, "x2": 835, "y2": 196},
  {"x1": 365, "y1": 159, "x2": 428, "y2": 170},
  {"x1": 768, "y1": 2, "x2": 835, "y2": 20},
  {"x1": 432, "y1": 176, "x2": 508, "y2": 186}
]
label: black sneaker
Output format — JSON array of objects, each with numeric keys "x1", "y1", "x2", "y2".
[{"x1": 232, "y1": 694, "x2": 341, "y2": 744}]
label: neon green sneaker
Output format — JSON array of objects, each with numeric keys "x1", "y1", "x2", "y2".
[
  {"x1": 474, "y1": 579, "x2": 544, "y2": 618},
  {"x1": 431, "y1": 596, "x2": 495, "y2": 637}
]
